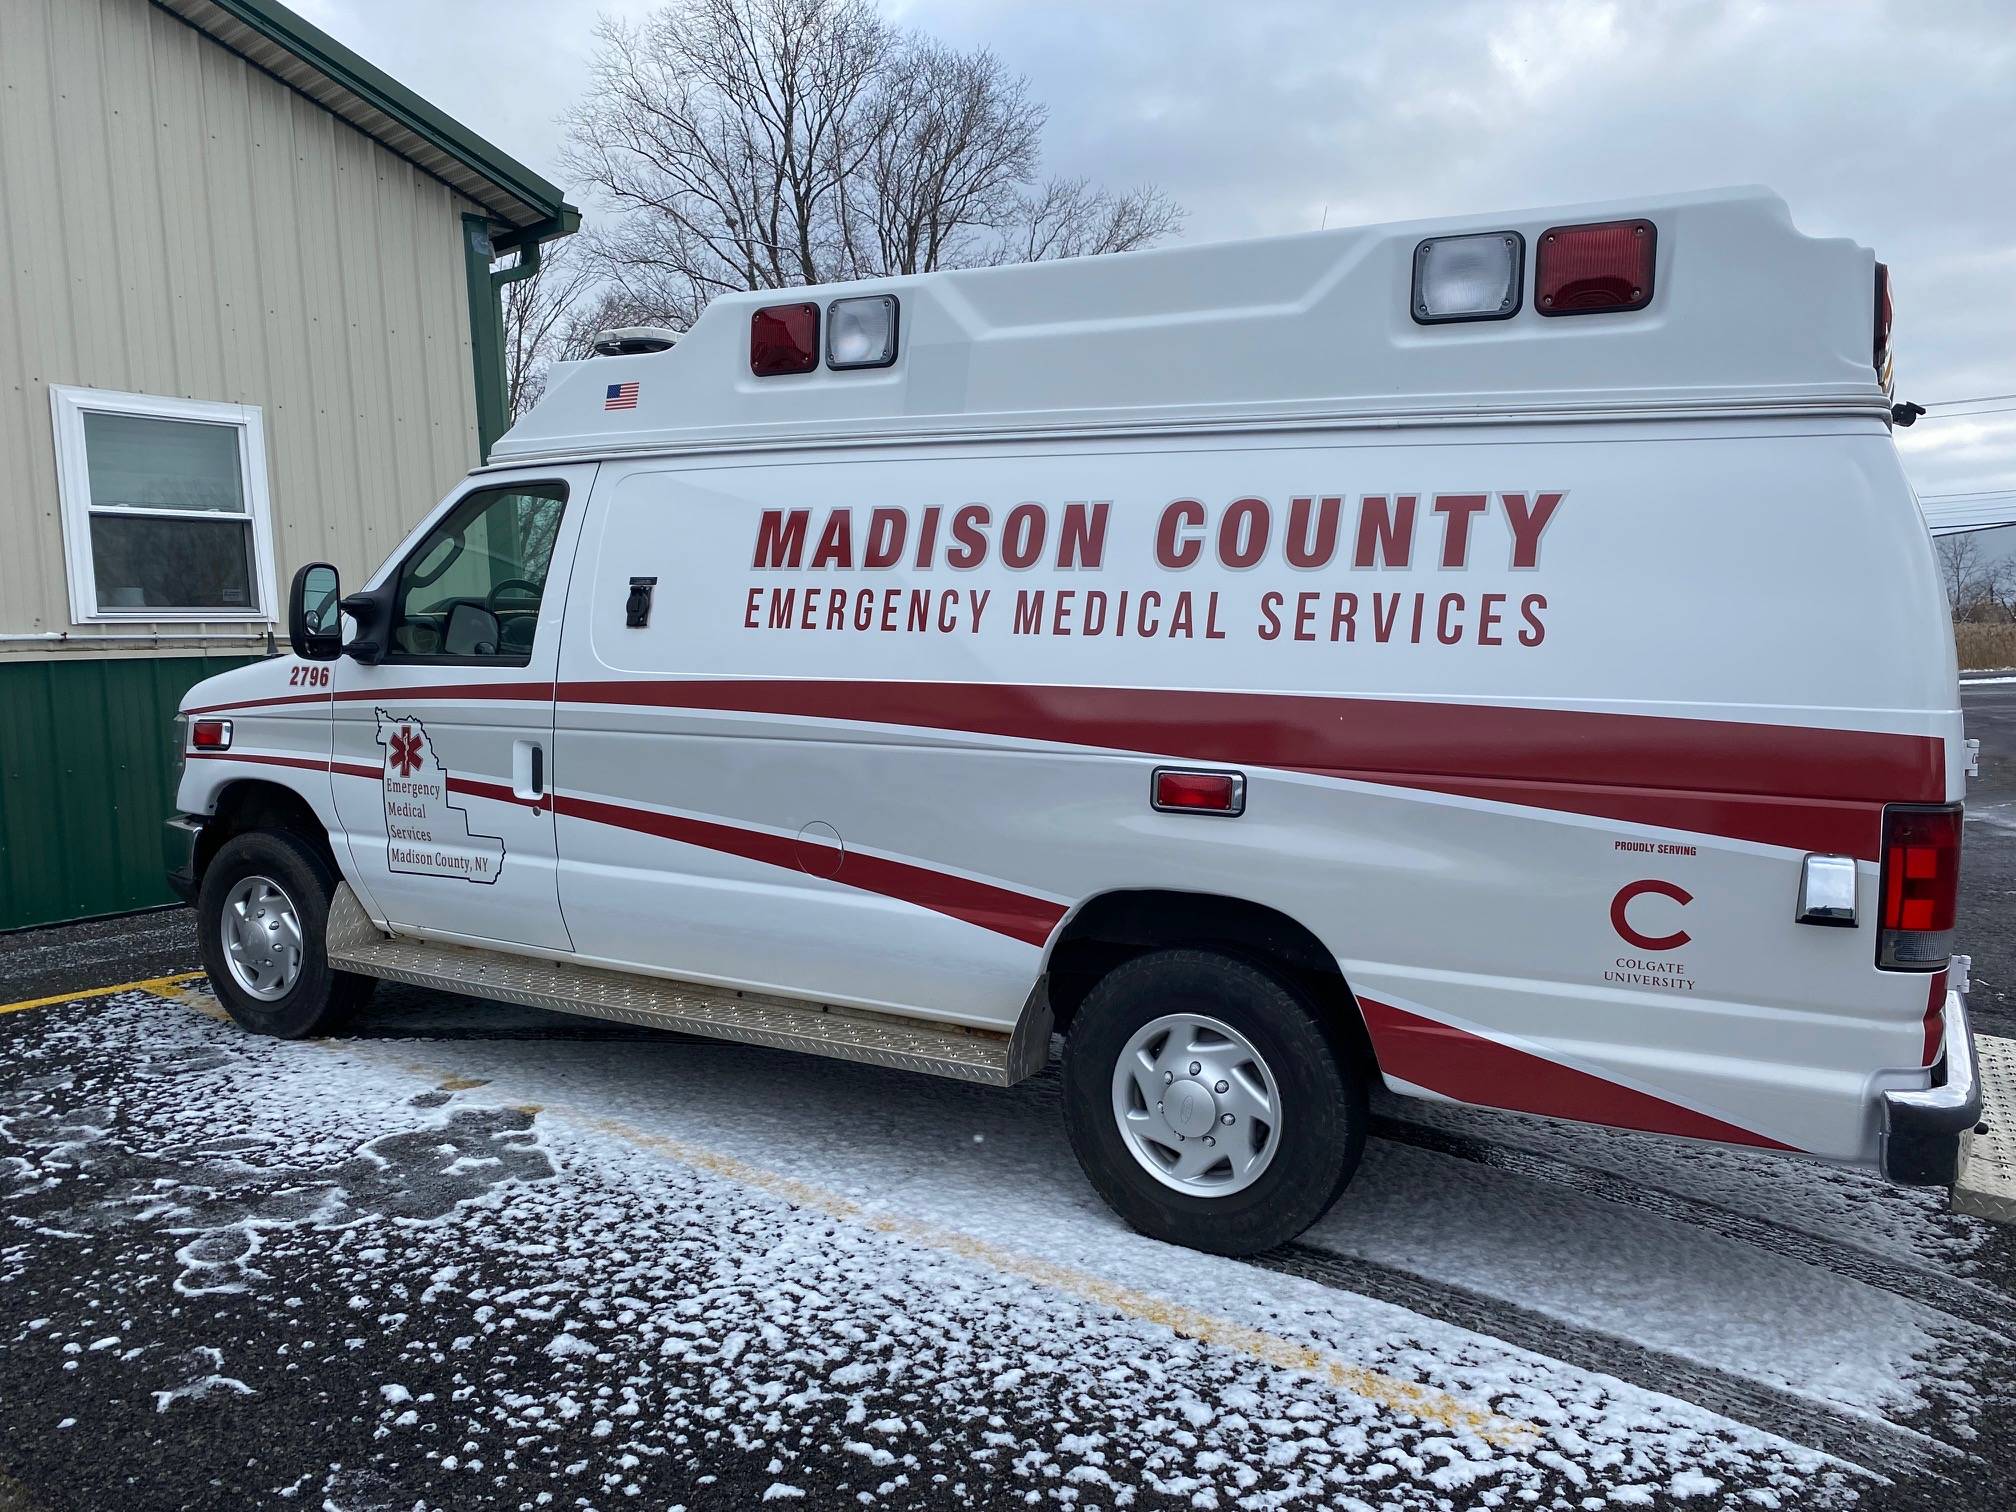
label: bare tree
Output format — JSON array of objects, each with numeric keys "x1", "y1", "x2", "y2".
[
  {"x1": 562, "y1": 0, "x2": 892, "y2": 297},
  {"x1": 1941, "y1": 532, "x2": 1987, "y2": 619},
  {"x1": 850, "y1": 42, "x2": 1041, "y2": 274},
  {"x1": 561, "y1": 0, "x2": 1182, "y2": 318},
  {"x1": 1982, "y1": 556, "x2": 2016, "y2": 623},
  {"x1": 502, "y1": 237, "x2": 601, "y2": 419},
  {"x1": 567, "y1": 222, "x2": 715, "y2": 336},
  {"x1": 998, "y1": 176, "x2": 1183, "y2": 264}
]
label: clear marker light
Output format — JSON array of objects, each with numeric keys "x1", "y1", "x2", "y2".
[
  {"x1": 827, "y1": 295, "x2": 900, "y2": 369},
  {"x1": 1412, "y1": 232, "x2": 1523, "y2": 323}
]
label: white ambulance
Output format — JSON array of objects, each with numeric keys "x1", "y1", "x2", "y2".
[{"x1": 167, "y1": 186, "x2": 1978, "y2": 1255}]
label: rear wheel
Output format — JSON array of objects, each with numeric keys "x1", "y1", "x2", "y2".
[
  {"x1": 1062, "y1": 949, "x2": 1366, "y2": 1255},
  {"x1": 197, "y1": 829, "x2": 373, "y2": 1038}
]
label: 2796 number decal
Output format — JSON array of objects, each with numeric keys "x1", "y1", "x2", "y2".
[{"x1": 288, "y1": 664, "x2": 331, "y2": 687}]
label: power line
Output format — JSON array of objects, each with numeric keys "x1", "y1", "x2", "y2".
[
  {"x1": 1915, "y1": 403, "x2": 2016, "y2": 421},
  {"x1": 1922, "y1": 391, "x2": 2016, "y2": 408}
]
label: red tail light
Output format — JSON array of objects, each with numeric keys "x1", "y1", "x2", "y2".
[
  {"x1": 750, "y1": 303, "x2": 819, "y2": 377},
  {"x1": 191, "y1": 718, "x2": 233, "y2": 751},
  {"x1": 1878, "y1": 804, "x2": 1960, "y2": 969},
  {"x1": 1536, "y1": 218, "x2": 1656, "y2": 315}
]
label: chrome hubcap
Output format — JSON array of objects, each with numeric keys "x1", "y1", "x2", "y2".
[
  {"x1": 220, "y1": 874, "x2": 304, "y2": 1002},
  {"x1": 1111, "y1": 1013, "x2": 1279, "y2": 1196}
]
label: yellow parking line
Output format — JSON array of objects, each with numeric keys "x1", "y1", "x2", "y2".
[
  {"x1": 146, "y1": 981, "x2": 1532, "y2": 1444},
  {"x1": 0, "y1": 969, "x2": 207, "y2": 1017},
  {"x1": 585, "y1": 1114, "x2": 1536, "y2": 1446},
  {"x1": 152, "y1": 977, "x2": 231, "y2": 1020}
]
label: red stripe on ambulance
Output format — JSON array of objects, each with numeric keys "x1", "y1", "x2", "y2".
[
  {"x1": 556, "y1": 678, "x2": 1938, "y2": 857},
  {"x1": 551, "y1": 793, "x2": 1063, "y2": 947},
  {"x1": 1356, "y1": 993, "x2": 1797, "y2": 1152}
]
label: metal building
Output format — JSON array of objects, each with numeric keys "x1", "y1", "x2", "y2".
[{"x1": 0, "y1": 0, "x2": 578, "y2": 929}]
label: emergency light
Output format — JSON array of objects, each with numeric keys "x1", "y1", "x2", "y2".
[
  {"x1": 1411, "y1": 232, "x2": 1522, "y2": 323},
  {"x1": 1873, "y1": 262, "x2": 1894, "y2": 390},
  {"x1": 1536, "y1": 219, "x2": 1656, "y2": 314},
  {"x1": 827, "y1": 296, "x2": 900, "y2": 369},
  {"x1": 750, "y1": 303, "x2": 820, "y2": 377}
]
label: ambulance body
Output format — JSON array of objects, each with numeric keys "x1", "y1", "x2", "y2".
[{"x1": 168, "y1": 187, "x2": 1978, "y2": 1254}]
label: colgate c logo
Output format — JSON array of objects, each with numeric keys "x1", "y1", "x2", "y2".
[{"x1": 1610, "y1": 879, "x2": 1693, "y2": 951}]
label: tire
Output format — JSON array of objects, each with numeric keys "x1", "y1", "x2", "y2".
[
  {"x1": 197, "y1": 828, "x2": 374, "y2": 1039},
  {"x1": 1062, "y1": 949, "x2": 1367, "y2": 1255}
]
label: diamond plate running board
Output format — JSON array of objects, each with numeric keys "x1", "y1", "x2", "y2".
[
  {"x1": 1954, "y1": 1033, "x2": 2016, "y2": 1223},
  {"x1": 324, "y1": 884, "x2": 1050, "y2": 1086}
]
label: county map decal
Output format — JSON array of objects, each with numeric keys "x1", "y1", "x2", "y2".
[{"x1": 374, "y1": 711, "x2": 506, "y2": 884}]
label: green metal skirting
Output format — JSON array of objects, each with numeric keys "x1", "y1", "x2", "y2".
[{"x1": 0, "y1": 654, "x2": 258, "y2": 931}]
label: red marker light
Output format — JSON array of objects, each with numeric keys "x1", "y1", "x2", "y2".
[
  {"x1": 1152, "y1": 768, "x2": 1245, "y2": 816},
  {"x1": 1536, "y1": 218, "x2": 1656, "y2": 315},
  {"x1": 191, "y1": 718, "x2": 233, "y2": 750},
  {"x1": 750, "y1": 303, "x2": 819, "y2": 377}
]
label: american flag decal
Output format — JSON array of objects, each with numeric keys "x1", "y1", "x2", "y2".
[{"x1": 604, "y1": 381, "x2": 640, "y2": 411}]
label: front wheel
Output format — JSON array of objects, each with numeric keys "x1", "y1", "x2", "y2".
[
  {"x1": 1062, "y1": 949, "x2": 1367, "y2": 1255},
  {"x1": 197, "y1": 829, "x2": 374, "y2": 1038}
]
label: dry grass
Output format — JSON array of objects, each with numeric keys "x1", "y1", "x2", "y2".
[{"x1": 1955, "y1": 622, "x2": 2016, "y2": 671}]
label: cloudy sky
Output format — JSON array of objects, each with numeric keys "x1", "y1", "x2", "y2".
[{"x1": 298, "y1": 0, "x2": 2016, "y2": 507}]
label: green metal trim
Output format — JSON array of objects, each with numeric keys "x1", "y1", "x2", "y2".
[
  {"x1": 186, "y1": 0, "x2": 579, "y2": 232},
  {"x1": 465, "y1": 220, "x2": 567, "y2": 459},
  {"x1": 464, "y1": 216, "x2": 510, "y2": 462},
  {"x1": 0, "y1": 654, "x2": 259, "y2": 931},
  {"x1": 496, "y1": 209, "x2": 581, "y2": 254}
]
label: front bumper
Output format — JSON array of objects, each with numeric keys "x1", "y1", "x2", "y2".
[
  {"x1": 164, "y1": 814, "x2": 204, "y2": 904},
  {"x1": 1880, "y1": 988, "x2": 1981, "y2": 1186}
]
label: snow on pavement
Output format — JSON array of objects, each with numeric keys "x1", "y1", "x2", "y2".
[
  {"x1": 2, "y1": 986, "x2": 1994, "y2": 1508},
  {"x1": 1385, "y1": 1093, "x2": 1989, "y2": 1280}
]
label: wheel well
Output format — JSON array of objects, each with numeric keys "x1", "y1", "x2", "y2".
[
  {"x1": 1044, "y1": 890, "x2": 1374, "y2": 1064},
  {"x1": 195, "y1": 780, "x2": 340, "y2": 886}
]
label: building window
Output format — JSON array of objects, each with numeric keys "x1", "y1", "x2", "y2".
[{"x1": 49, "y1": 386, "x2": 278, "y2": 622}]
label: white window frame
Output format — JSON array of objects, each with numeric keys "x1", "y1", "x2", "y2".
[{"x1": 49, "y1": 384, "x2": 279, "y2": 624}]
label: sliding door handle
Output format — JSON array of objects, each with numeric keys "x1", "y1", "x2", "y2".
[{"x1": 512, "y1": 739, "x2": 547, "y2": 806}]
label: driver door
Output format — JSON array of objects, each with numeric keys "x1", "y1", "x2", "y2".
[{"x1": 330, "y1": 470, "x2": 591, "y2": 952}]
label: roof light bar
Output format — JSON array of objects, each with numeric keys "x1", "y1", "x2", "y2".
[
  {"x1": 1412, "y1": 232, "x2": 1523, "y2": 324},
  {"x1": 1536, "y1": 218, "x2": 1656, "y2": 315},
  {"x1": 750, "y1": 303, "x2": 819, "y2": 377},
  {"x1": 827, "y1": 295, "x2": 900, "y2": 369},
  {"x1": 592, "y1": 326, "x2": 680, "y2": 357}
]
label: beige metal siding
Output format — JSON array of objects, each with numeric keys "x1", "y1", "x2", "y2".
[{"x1": 0, "y1": 0, "x2": 485, "y2": 653}]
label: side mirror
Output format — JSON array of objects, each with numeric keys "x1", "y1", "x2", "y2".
[
  {"x1": 288, "y1": 563, "x2": 342, "y2": 660},
  {"x1": 338, "y1": 592, "x2": 385, "y2": 664}
]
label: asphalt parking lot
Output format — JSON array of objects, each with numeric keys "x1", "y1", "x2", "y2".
[{"x1": 3, "y1": 688, "x2": 2015, "y2": 1511}]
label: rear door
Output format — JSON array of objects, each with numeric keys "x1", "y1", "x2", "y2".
[{"x1": 330, "y1": 468, "x2": 594, "y2": 951}]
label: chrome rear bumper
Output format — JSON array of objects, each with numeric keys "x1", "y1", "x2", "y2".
[{"x1": 1880, "y1": 988, "x2": 1980, "y2": 1186}]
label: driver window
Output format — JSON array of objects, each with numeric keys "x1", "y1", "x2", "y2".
[{"x1": 389, "y1": 483, "x2": 567, "y2": 662}]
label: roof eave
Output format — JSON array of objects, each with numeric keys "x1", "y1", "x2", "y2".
[{"x1": 155, "y1": 0, "x2": 577, "y2": 238}]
